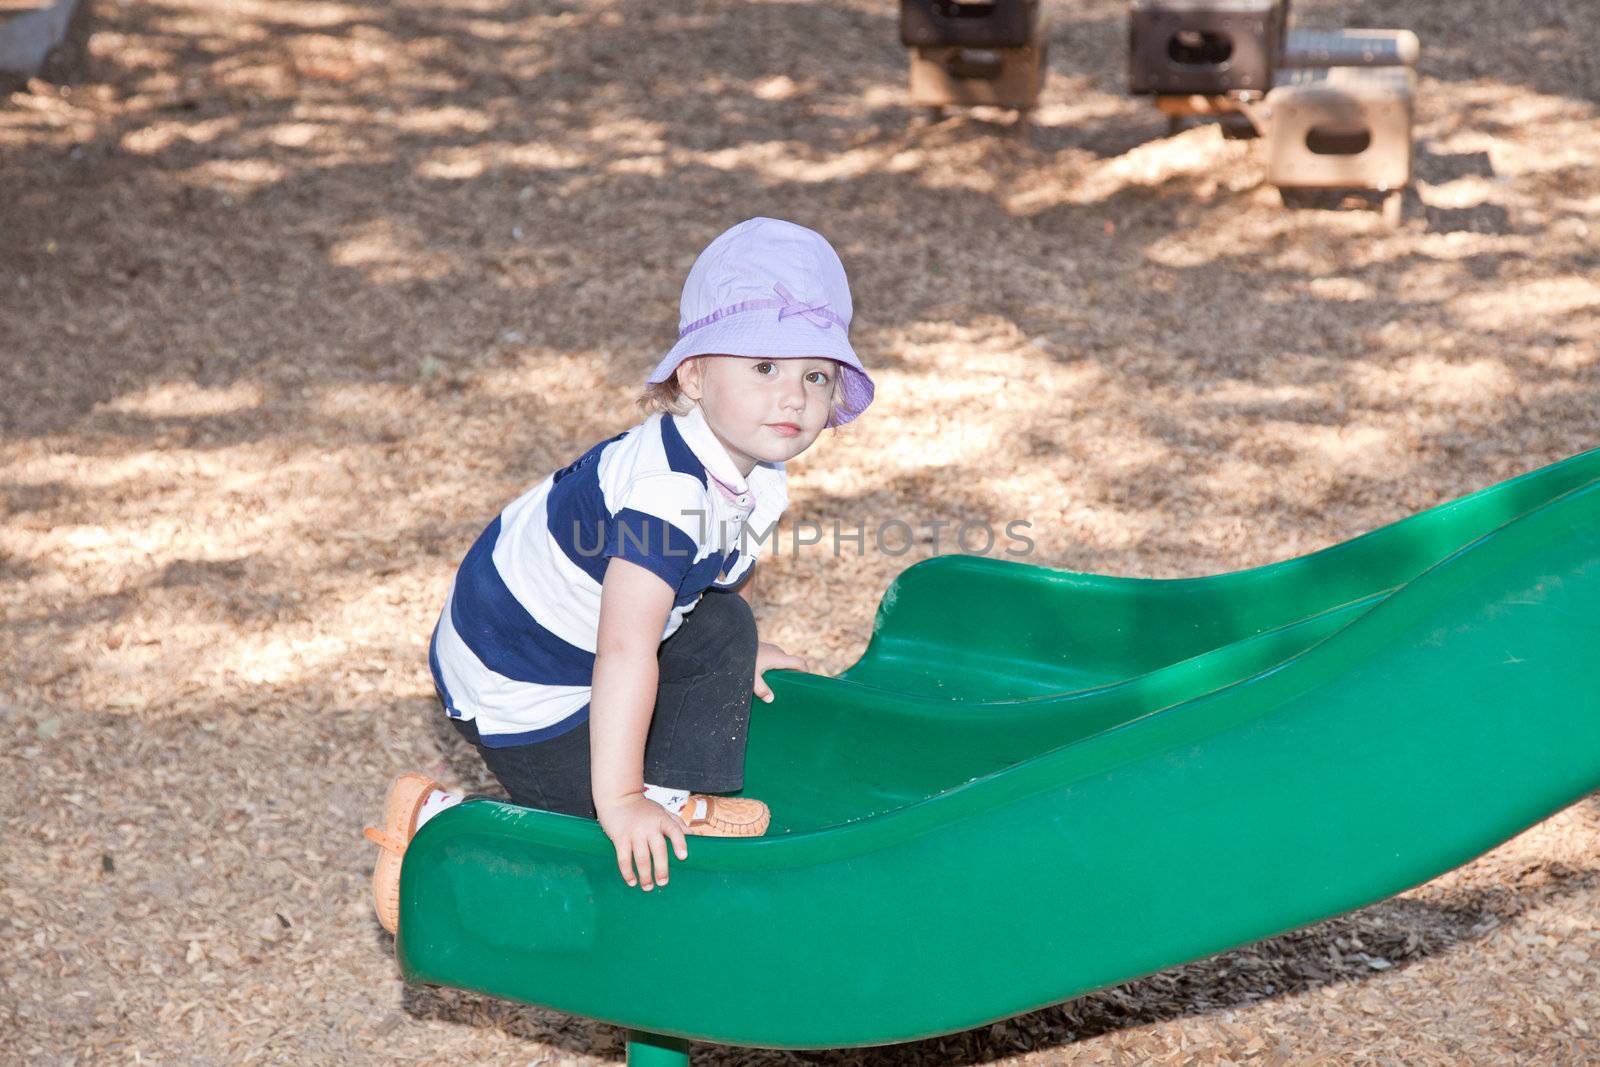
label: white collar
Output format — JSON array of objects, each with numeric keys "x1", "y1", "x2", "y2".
[{"x1": 672, "y1": 404, "x2": 755, "y2": 499}]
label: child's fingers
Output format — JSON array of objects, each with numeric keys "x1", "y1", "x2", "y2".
[
  {"x1": 647, "y1": 830, "x2": 671, "y2": 887},
  {"x1": 666, "y1": 817, "x2": 689, "y2": 861},
  {"x1": 632, "y1": 837, "x2": 656, "y2": 890},
  {"x1": 752, "y1": 653, "x2": 808, "y2": 703},
  {"x1": 614, "y1": 842, "x2": 638, "y2": 887}
]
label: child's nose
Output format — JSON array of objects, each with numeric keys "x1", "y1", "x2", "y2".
[{"x1": 779, "y1": 374, "x2": 806, "y2": 409}]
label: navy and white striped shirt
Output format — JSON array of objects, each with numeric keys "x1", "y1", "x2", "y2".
[{"x1": 429, "y1": 406, "x2": 788, "y2": 746}]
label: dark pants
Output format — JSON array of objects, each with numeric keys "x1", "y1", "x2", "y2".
[{"x1": 448, "y1": 588, "x2": 759, "y2": 820}]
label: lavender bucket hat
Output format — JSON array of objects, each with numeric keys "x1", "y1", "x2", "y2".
[{"x1": 646, "y1": 217, "x2": 875, "y2": 427}]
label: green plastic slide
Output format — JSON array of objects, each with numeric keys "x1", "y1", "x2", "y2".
[{"x1": 395, "y1": 449, "x2": 1600, "y2": 1061}]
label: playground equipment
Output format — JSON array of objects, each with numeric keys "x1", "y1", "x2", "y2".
[
  {"x1": 1264, "y1": 29, "x2": 1421, "y2": 223},
  {"x1": 395, "y1": 449, "x2": 1600, "y2": 1064},
  {"x1": 901, "y1": 0, "x2": 1049, "y2": 117},
  {"x1": 1265, "y1": 62, "x2": 1414, "y2": 222},
  {"x1": 1129, "y1": 4, "x2": 1420, "y2": 221},
  {"x1": 1129, "y1": 0, "x2": 1287, "y2": 96},
  {"x1": 1131, "y1": 0, "x2": 1287, "y2": 139},
  {"x1": 1279, "y1": 28, "x2": 1419, "y2": 71}
]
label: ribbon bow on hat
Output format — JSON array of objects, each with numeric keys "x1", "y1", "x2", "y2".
[{"x1": 773, "y1": 283, "x2": 835, "y2": 329}]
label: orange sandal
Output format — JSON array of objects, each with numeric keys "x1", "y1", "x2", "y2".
[
  {"x1": 680, "y1": 794, "x2": 770, "y2": 837},
  {"x1": 362, "y1": 773, "x2": 442, "y2": 934}
]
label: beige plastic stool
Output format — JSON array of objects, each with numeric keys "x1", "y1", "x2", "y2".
[
  {"x1": 1264, "y1": 65, "x2": 1414, "y2": 223},
  {"x1": 909, "y1": 39, "x2": 1049, "y2": 112},
  {"x1": 1281, "y1": 28, "x2": 1419, "y2": 70}
]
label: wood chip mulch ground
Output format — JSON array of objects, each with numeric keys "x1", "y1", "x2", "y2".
[{"x1": 2, "y1": 0, "x2": 1596, "y2": 1063}]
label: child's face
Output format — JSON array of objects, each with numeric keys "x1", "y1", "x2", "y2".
[{"x1": 676, "y1": 354, "x2": 838, "y2": 474}]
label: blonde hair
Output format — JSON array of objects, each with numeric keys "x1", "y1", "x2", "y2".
[{"x1": 636, "y1": 358, "x2": 697, "y2": 417}]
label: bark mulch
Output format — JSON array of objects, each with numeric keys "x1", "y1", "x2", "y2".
[{"x1": 2, "y1": 0, "x2": 1596, "y2": 1063}]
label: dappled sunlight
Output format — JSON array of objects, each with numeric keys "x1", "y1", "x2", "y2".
[
  {"x1": 330, "y1": 218, "x2": 457, "y2": 282},
  {"x1": 751, "y1": 74, "x2": 808, "y2": 102},
  {"x1": 1004, "y1": 124, "x2": 1252, "y2": 218},
  {"x1": 102, "y1": 380, "x2": 267, "y2": 420},
  {"x1": 0, "y1": 81, "x2": 99, "y2": 145},
  {"x1": 168, "y1": 581, "x2": 433, "y2": 704},
  {"x1": 1404, "y1": 231, "x2": 1531, "y2": 261},
  {"x1": 581, "y1": 114, "x2": 667, "y2": 151},
  {"x1": 697, "y1": 137, "x2": 998, "y2": 190},
  {"x1": 223, "y1": 0, "x2": 366, "y2": 29},
  {"x1": 281, "y1": 33, "x2": 396, "y2": 77},
  {"x1": 1, "y1": 425, "x2": 466, "y2": 719},
  {"x1": 605, "y1": 154, "x2": 668, "y2": 178},
  {"x1": 264, "y1": 120, "x2": 329, "y2": 148},
  {"x1": 186, "y1": 155, "x2": 289, "y2": 189},
  {"x1": 3, "y1": 0, "x2": 1599, "y2": 1061},
  {"x1": 119, "y1": 114, "x2": 238, "y2": 153},
  {"x1": 388, "y1": 105, "x2": 493, "y2": 135},
  {"x1": 1555, "y1": 193, "x2": 1600, "y2": 216},
  {"x1": 1354, "y1": 354, "x2": 1521, "y2": 420},
  {"x1": 1305, "y1": 276, "x2": 1378, "y2": 302},
  {"x1": 1450, "y1": 276, "x2": 1600, "y2": 333},
  {"x1": 418, "y1": 140, "x2": 593, "y2": 179},
  {"x1": 1065, "y1": 128, "x2": 1250, "y2": 206},
  {"x1": 1279, "y1": 423, "x2": 1403, "y2": 473},
  {"x1": 858, "y1": 83, "x2": 908, "y2": 112},
  {"x1": 1423, "y1": 175, "x2": 1499, "y2": 211},
  {"x1": 1427, "y1": 82, "x2": 1598, "y2": 175},
  {"x1": 415, "y1": 150, "x2": 485, "y2": 181},
  {"x1": 1528, "y1": 344, "x2": 1599, "y2": 375},
  {"x1": 798, "y1": 326, "x2": 1059, "y2": 474},
  {"x1": 3, "y1": 444, "x2": 282, "y2": 499},
  {"x1": 1027, "y1": 90, "x2": 1136, "y2": 132}
]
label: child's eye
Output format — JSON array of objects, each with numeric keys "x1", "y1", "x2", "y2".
[
  {"x1": 806, "y1": 370, "x2": 832, "y2": 385},
  {"x1": 753, "y1": 361, "x2": 776, "y2": 375}
]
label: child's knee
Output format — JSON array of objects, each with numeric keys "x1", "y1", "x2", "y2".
[{"x1": 694, "y1": 592, "x2": 757, "y2": 667}]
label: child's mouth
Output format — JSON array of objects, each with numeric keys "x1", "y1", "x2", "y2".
[{"x1": 768, "y1": 423, "x2": 801, "y2": 437}]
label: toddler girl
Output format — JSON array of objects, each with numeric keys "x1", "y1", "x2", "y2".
[{"x1": 364, "y1": 217, "x2": 874, "y2": 933}]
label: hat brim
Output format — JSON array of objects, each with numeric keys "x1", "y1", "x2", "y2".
[{"x1": 647, "y1": 312, "x2": 874, "y2": 427}]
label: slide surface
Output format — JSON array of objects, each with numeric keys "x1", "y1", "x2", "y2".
[{"x1": 397, "y1": 449, "x2": 1600, "y2": 1049}]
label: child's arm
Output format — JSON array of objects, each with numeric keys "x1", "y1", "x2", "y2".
[
  {"x1": 735, "y1": 559, "x2": 758, "y2": 608},
  {"x1": 591, "y1": 556, "x2": 690, "y2": 892},
  {"x1": 738, "y1": 563, "x2": 812, "y2": 703}
]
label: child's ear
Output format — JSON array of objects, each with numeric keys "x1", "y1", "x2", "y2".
[{"x1": 674, "y1": 357, "x2": 703, "y2": 401}]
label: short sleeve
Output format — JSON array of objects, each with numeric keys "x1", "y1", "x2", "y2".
[
  {"x1": 711, "y1": 547, "x2": 750, "y2": 590},
  {"x1": 604, "y1": 473, "x2": 708, "y2": 590}
]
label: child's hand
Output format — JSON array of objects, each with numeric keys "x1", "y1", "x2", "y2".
[
  {"x1": 596, "y1": 793, "x2": 689, "y2": 891},
  {"x1": 754, "y1": 641, "x2": 810, "y2": 704}
]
